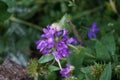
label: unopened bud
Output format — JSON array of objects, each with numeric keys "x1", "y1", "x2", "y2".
[
  {"x1": 51, "y1": 23, "x2": 62, "y2": 31},
  {"x1": 70, "y1": 65, "x2": 75, "y2": 71}
]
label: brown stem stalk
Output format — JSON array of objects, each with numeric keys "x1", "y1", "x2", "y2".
[{"x1": 66, "y1": 19, "x2": 82, "y2": 43}]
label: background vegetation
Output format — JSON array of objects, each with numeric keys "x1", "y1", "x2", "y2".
[{"x1": 0, "y1": 0, "x2": 120, "y2": 80}]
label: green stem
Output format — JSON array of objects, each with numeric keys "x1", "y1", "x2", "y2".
[
  {"x1": 9, "y1": 16, "x2": 42, "y2": 31},
  {"x1": 85, "y1": 53, "x2": 96, "y2": 58},
  {"x1": 68, "y1": 44, "x2": 79, "y2": 52},
  {"x1": 73, "y1": 5, "x2": 104, "y2": 20},
  {"x1": 57, "y1": 59, "x2": 62, "y2": 70}
]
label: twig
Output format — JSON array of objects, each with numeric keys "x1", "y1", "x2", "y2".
[
  {"x1": 66, "y1": 19, "x2": 82, "y2": 43},
  {"x1": 9, "y1": 16, "x2": 42, "y2": 31}
]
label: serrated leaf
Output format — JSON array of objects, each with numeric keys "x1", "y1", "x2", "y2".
[
  {"x1": 100, "y1": 63, "x2": 112, "y2": 80},
  {"x1": 0, "y1": 1, "x2": 11, "y2": 22},
  {"x1": 101, "y1": 33, "x2": 115, "y2": 55},
  {"x1": 38, "y1": 54, "x2": 54, "y2": 64},
  {"x1": 48, "y1": 65, "x2": 60, "y2": 72},
  {"x1": 95, "y1": 40, "x2": 111, "y2": 61}
]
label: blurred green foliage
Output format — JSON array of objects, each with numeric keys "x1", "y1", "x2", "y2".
[{"x1": 0, "y1": 0, "x2": 120, "y2": 80}]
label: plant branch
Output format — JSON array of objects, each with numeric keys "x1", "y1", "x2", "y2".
[
  {"x1": 66, "y1": 19, "x2": 82, "y2": 43},
  {"x1": 9, "y1": 16, "x2": 42, "y2": 31}
]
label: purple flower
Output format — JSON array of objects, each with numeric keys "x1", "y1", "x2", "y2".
[
  {"x1": 55, "y1": 30, "x2": 63, "y2": 37},
  {"x1": 62, "y1": 29, "x2": 68, "y2": 37},
  {"x1": 36, "y1": 40, "x2": 47, "y2": 52},
  {"x1": 36, "y1": 25, "x2": 75, "y2": 61},
  {"x1": 42, "y1": 25, "x2": 56, "y2": 38},
  {"x1": 67, "y1": 37, "x2": 75, "y2": 44},
  {"x1": 61, "y1": 48, "x2": 71, "y2": 57},
  {"x1": 88, "y1": 22, "x2": 99, "y2": 39},
  {"x1": 46, "y1": 37, "x2": 54, "y2": 48},
  {"x1": 60, "y1": 64, "x2": 71, "y2": 78},
  {"x1": 52, "y1": 50, "x2": 62, "y2": 61},
  {"x1": 56, "y1": 40, "x2": 68, "y2": 51},
  {"x1": 41, "y1": 48, "x2": 51, "y2": 54},
  {"x1": 52, "y1": 48, "x2": 70, "y2": 61}
]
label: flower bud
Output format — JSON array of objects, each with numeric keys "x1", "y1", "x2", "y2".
[{"x1": 51, "y1": 23, "x2": 62, "y2": 31}]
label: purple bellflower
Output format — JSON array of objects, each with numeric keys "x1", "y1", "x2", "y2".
[
  {"x1": 88, "y1": 22, "x2": 99, "y2": 39},
  {"x1": 36, "y1": 25, "x2": 75, "y2": 61}
]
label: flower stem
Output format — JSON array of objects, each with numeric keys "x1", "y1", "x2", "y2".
[
  {"x1": 57, "y1": 59, "x2": 62, "y2": 70},
  {"x1": 68, "y1": 44, "x2": 79, "y2": 52},
  {"x1": 9, "y1": 16, "x2": 42, "y2": 31}
]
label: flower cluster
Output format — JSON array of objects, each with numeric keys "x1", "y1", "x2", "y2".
[
  {"x1": 36, "y1": 25, "x2": 75, "y2": 77},
  {"x1": 36, "y1": 22, "x2": 100, "y2": 78},
  {"x1": 36, "y1": 25, "x2": 75, "y2": 61},
  {"x1": 88, "y1": 22, "x2": 99, "y2": 39}
]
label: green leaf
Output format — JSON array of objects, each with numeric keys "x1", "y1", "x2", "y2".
[
  {"x1": 45, "y1": 72, "x2": 57, "y2": 80},
  {"x1": 59, "y1": 14, "x2": 71, "y2": 30},
  {"x1": 77, "y1": 73, "x2": 85, "y2": 80},
  {"x1": 85, "y1": 74, "x2": 90, "y2": 80},
  {"x1": 95, "y1": 40, "x2": 111, "y2": 61},
  {"x1": 67, "y1": 47, "x2": 86, "y2": 75},
  {"x1": 68, "y1": 0, "x2": 76, "y2": 7},
  {"x1": 0, "y1": 1, "x2": 11, "y2": 22},
  {"x1": 100, "y1": 63, "x2": 112, "y2": 80},
  {"x1": 1, "y1": 0, "x2": 16, "y2": 8},
  {"x1": 81, "y1": 66, "x2": 91, "y2": 74},
  {"x1": 101, "y1": 33, "x2": 115, "y2": 55},
  {"x1": 38, "y1": 54, "x2": 54, "y2": 64},
  {"x1": 48, "y1": 65, "x2": 60, "y2": 72}
]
